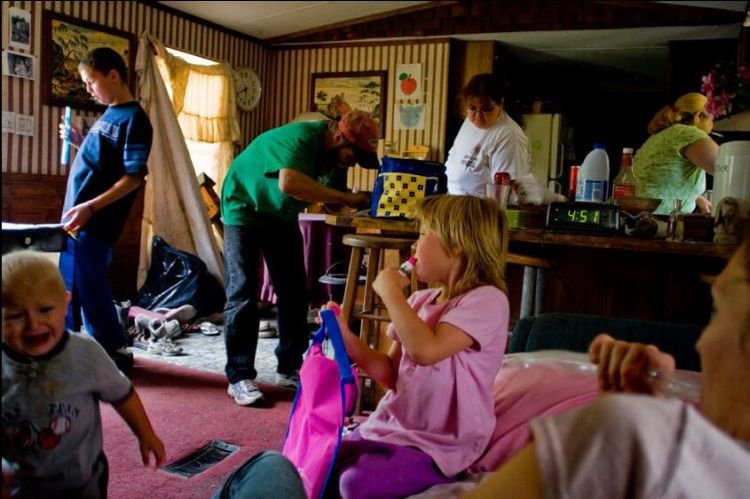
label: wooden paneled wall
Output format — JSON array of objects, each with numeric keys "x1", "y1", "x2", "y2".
[
  {"x1": 1, "y1": 0, "x2": 267, "y2": 177},
  {"x1": 2, "y1": 1, "x2": 454, "y2": 292},
  {"x1": 1, "y1": 0, "x2": 267, "y2": 297},
  {"x1": 268, "y1": 40, "x2": 451, "y2": 191}
]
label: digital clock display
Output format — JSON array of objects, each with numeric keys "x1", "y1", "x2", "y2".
[
  {"x1": 546, "y1": 202, "x2": 620, "y2": 234},
  {"x1": 559, "y1": 209, "x2": 601, "y2": 224}
]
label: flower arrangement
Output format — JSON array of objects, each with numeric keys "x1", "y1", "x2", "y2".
[{"x1": 701, "y1": 59, "x2": 750, "y2": 119}]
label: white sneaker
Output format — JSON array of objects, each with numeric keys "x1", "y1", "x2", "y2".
[
  {"x1": 162, "y1": 319, "x2": 182, "y2": 340},
  {"x1": 275, "y1": 372, "x2": 300, "y2": 390},
  {"x1": 147, "y1": 339, "x2": 183, "y2": 356},
  {"x1": 227, "y1": 379, "x2": 264, "y2": 406},
  {"x1": 258, "y1": 320, "x2": 278, "y2": 338}
]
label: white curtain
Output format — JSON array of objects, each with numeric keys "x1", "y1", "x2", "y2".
[{"x1": 135, "y1": 32, "x2": 224, "y2": 287}]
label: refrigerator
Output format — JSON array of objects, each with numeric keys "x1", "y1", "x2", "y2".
[{"x1": 522, "y1": 113, "x2": 567, "y2": 193}]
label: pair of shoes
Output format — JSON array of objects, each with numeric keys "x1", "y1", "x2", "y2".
[
  {"x1": 109, "y1": 347, "x2": 134, "y2": 373},
  {"x1": 135, "y1": 314, "x2": 181, "y2": 341},
  {"x1": 227, "y1": 379, "x2": 264, "y2": 406},
  {"x1": 154, "y1": 304, "x2": 197, "y2": 323},
  {"x1": 275, "y1": 371, "x2": 300, "y2": 390},
  {"x1": 199, "y1": 322, "x2": 221, "y2": 336},
  {"x1": 147, "y1": 339, "x2": 183, "y2": 356},
  {"x1": 258, "y1": 320, "x2": 277, "y2": 338}
]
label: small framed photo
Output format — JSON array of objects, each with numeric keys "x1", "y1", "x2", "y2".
[
  {"x1": 9, "y1": 7, "x2": 31, "y2": 51},
  {"x1": 2, "y1": 50, "x2": 36, "y2": 81}
]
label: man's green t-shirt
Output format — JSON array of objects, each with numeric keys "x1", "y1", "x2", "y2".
[
  {"x1": 632, "y1": 124, "x2": 709, "y2": 215},
  {"x1": 221, "y1": 121, "x2": 345, "y2": 227}
]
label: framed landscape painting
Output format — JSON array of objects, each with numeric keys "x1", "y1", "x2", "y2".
[
  {"x1": 41, "y1": 10, "x2": 135, "y2": 110},
  {"x1": 310, "y1": 71, "x2": 386, "y2": 137}
]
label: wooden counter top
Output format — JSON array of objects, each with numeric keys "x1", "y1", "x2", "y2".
[
  {"x1": 325, "y1": 213, "x2": 418, "y2": 234},
  {"x1": 326, "y1": 214, "x2": 736, "y2": 260},
  {"x1": 512, "y1": 229, "x2": 735, "y2": 259}
]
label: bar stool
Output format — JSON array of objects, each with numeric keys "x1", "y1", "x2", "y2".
[
  {"x1": 340, "y1": 233, "x2": 416, "y2": 413},
  {"x1": 507, "y1": 253, "x2": 556, "y2": 319}
]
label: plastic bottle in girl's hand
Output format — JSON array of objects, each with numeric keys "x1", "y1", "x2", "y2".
[
  {"x1": 398, "y1": 257, "x2": 416, "y2": 277},
  {"x1": 576, "y1": 143, "x2": 610, "y2": 203}
]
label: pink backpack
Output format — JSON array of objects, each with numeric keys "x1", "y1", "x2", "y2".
[{"x1": 282, "y1": 310, "x2": 358, "y2": 499}]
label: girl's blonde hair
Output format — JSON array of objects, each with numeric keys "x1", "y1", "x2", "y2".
[
  {"x1": 414, "y1": 194, "x2": 508, "y2": 299},
  {"x1": 2, "y1": 250, "x2": 67, "y2": 306},
  {"x1": 647, "y1": 92, "x2": 708, "y2": 134}
]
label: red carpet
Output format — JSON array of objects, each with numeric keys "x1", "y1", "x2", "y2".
[{"x1": 102, "y1": 357, "x2": 294, "y2": 499}]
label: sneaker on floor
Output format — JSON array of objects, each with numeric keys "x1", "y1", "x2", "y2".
[
  {"x1": 258, "y1": 329, "x2": 278, "y2": 339},
  {"x1": 199, "y1": 322, "x2": 221, "y2": 336},
  {"x1": 275, "y1": 371, "x2": 300, "y2": 390},
  {"x1": 227, "y1": 379, "x2": 264, "y2": 406},
  {"x1": 258, "y1": 320, "x2": 278, "y2": 338},
  {"x1": 147, "y1": 339, "x2": 183, "y2": 356},
  {"x1": 134, "y1": 314, "x2": 154, "y2": 339},
  {"x1": 162, "y1": 319, "x2": 182, "y2": 340},
  {"x1": 109, "y1": 347, "x2": 134, "y2": 373}
]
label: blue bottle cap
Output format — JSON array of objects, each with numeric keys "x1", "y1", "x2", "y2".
[{"x1": 592, "y1": 142, "x2": 605, "y2": 149}]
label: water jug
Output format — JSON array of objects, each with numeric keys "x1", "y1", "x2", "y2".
[{"x1": 575, "y1": 143, "x2": 610, "y2": 203}]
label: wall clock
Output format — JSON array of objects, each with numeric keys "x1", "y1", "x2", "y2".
[{"x1": 235, "y1": 66, "x2": 261, "y2": 111}]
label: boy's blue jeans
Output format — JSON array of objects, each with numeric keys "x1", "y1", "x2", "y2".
[{"x1": 59, "y1": 231, "x2": 128, "y2": 352}]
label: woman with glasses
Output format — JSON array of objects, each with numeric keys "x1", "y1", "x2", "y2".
[
  {"x1": 445, "y1": 73, "x2": 526, "y2": 197},
  {"x1": 632, "y1": 92, "x2": 719, "y2": 215},
  {"x1": 445, "y1": 73, "x2": 561, "y2": 205}
]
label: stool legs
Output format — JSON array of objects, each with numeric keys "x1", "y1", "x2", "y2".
[
  {"x1": 520, "y1": 266, "x2": 536, "y2": 319},
  {"x1": 534, "y1": 268, "x2": 546, "y2": 315},
  {"x1": 520, "y1": 266, "x2": 547, "y2": 319},
  {"x1": 341, "y1": 247, "x2": 364, "y2": 322},
  {"x1": 360, "y1": 247, "x2": 382, "y2": 350}
]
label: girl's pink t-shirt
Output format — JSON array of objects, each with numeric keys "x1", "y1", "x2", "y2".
[{"x1": 358, "y1": 285, "x2": 509, "y2": 476}]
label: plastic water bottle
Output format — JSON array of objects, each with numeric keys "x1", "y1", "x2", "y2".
[
  {"x1": 61, "y1": 106, "x2": 72, "y2": 166},
  {"x1": 576, "y1": 143, "x2": 610, "y2": 203}
]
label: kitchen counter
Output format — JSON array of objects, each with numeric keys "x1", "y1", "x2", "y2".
[
  {"x1": 325, "y1": 213, "x2": 735, "y2": 260},
  {"x1": 325, "y1": 212, "x2": 733, "y2": 322},
  {"x1": 511, "y1": 228, "x2": 735, "y2": 259}
]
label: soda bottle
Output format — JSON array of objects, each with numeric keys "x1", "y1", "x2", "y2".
[{"x1": 612, "y1": 147, "x2": 637, "y2": 202}]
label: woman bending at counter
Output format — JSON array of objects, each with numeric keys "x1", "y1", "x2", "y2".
[
  {"x1": 445, "y1": 73, "x2": 562, "y2": 204},
  {"x1": 632, "y1": 92, "x2": 719, "y2": 215}
]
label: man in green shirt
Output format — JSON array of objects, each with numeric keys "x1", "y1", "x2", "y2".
[{"x1": 221, "y1": 110, "x2": 377, "y2": 406}]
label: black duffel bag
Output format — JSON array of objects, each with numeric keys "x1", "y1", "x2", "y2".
[{"x1": 135, "y1": 236, "x2": 224, "y2": 317}]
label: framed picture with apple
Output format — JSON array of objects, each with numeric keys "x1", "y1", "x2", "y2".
[{"x1": 310, "y1": 71, "x2": 386, "y2": 137}]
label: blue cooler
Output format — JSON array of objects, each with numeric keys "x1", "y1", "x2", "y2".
[{"x1": 369, "y1": 157, "x2": 447, "y2": 219}]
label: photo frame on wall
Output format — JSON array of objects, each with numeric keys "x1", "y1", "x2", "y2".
[
  {"x1": 2, "y1": 50, "x2": 36, "y2": 80},
  {"x1": 9, "y1": 7, "x2": 32, "y2": 51},
  {"x1": 310, "y1": 71, "x2": 387, "y2": 137},
  {"x1": 41, "y1": 10, "x2": 136, "y2": 111}
]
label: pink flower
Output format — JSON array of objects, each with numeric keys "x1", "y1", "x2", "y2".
[{"x1": 701, "y1": 60, "x2": 749, "y2": 119}]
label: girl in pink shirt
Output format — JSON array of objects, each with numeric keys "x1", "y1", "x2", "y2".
[{"x1": 326, "y1": 194, "x2": 511, "y2": 498}]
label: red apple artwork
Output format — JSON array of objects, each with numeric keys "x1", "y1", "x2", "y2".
[{"x1": 399, "y1": 73, "x2": 417, "y2": 96}]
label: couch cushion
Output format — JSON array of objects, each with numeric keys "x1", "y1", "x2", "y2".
[
  {"x1": 508, "y1": 313, "x2": 703, "y2": 371},
  {"x1": 468, "y1": 360, "x2": 598, "y2": 473}
]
